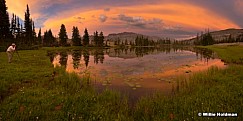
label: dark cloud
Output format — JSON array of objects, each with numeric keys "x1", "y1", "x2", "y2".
[
  {"x1": 147, "y1": 18, "x2": 163, "y2": 25},
  {"x1": 75, "y1": 16, "x2": 85, "y2": 20},
  {"x1": 99, "y1": 14, "x2": 108, "y2": 22},
  {"x1": 73, "y1": 16, "x2": 85, "y2": 24},
  {"x1": 104, "y1": 8, "x2": 110, "y2": 11},
  {"x1": 118, "y1": 14, "x2": 163, "y2": 29},
  {"x1": 39, "y1": 0, "x2": 158, "y2": 18}
]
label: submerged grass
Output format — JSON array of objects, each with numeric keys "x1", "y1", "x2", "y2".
[{"x1": 0, "y1": 45, "x2": 242, "y2": 120}]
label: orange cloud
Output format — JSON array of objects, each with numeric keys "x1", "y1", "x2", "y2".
[
  {"x1": 43, "y1": 9, "x2": 108, "y2": 36},
  {"x1": 7, "y1": 1, "x2": 241, "y2": 38},
  {"x1": 6, "y1": 0, "x2": 40, "y2": 21},
  {"x1": 117, "y1": 4, "x2": 239, "y2": 29},
  {"x1": 43, "y1": 3, "x2": 240, "y2": 36}
]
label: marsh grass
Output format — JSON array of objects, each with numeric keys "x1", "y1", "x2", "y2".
[
  {"x1": 0, "y1": 50, "x2": 53, "y2": 101},
  {"x1": 134, "y1": 65, "x2": 243, "y2": 121},
  {"x1": 134, "y1": 45, "x2": 243, "y2": 120},
  {"x1": 0, "y1": 49, "x2": 131, "y2": 120},
  {"x1": 0, "y1": 46, "x2": 242, "y2": 120},
  {"x1": 202, "y1": 45, "x2": 243, "y2": 64}
]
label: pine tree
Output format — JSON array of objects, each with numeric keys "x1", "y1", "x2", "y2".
[
  {"x1": 10, "y1": 14, "x2": 16, "y2": 35},
  {"x1": 43, "y1": 30, "x2": 48, "y2": 46},
  {"x1": 117, "y1": 37, "x2": 120, "y2": 45},
  {"x1": 105, "y1": 39, "x2": 108, "y2": 46},
  {"x1": 201, "y1": 32, "x2": 214, "y2": 46},
  {"x1": 129, "y1": 41, "x2": 132, "y2": 46},
  {"x1": 0, "y1": 0, "x2": 10, "y2": 40},
  {"x1": 72, "y1": 26, "x2": 81, "y2": 46},
  {"x1": 83, "y1": 28, "x2": 89, "y2": 46},
  {"x1": 207, "y1": 32, "x2": 214, "y2": 45},
  {"x1": 58, "y1": 24, "x2": 68, "y2": 46},
  {"x1": 98, "y1": 31, "x2": 104, "y2": 46},
  {"x1": 125, "y1": 39, "x2": 128, "y2": 45},
  {"x1": 24, "y1": 4, "x2": 33, "y2": 45},
  {"x1": 48, "y1": 29, "x2": 55, "y2": 46},
  {"x1": 16, "y1": 17, "x2": 21, "y2": 35},
  {"x1": 135, "y1": 36, "x2": 138, "y2": 46},
  {"x1": 32, "y1": 22, "x2": 36, "y2": 37},
  {"x1": 43, "y1": 29, "x2": 55, "y2": 46},
  {"x1": 93, "y1": 31, "x2": 98, "y2": 46},
  {"x1": 37, "y1": 28, "x2": 42, "y2": 44},
  {"x1": 32, "y1": 21, "x2": 37, "y2": 44}
]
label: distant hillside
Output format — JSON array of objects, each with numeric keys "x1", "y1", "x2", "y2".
[
  {"x1": 105, "y1": 32, "x2": 161, "y2": 42},
  {"x1": 188, "y1": 28, "x2": 243, "y2": 44},
  {"x1": 210, "y1": 28, "x2": 243, "y2": 40}
]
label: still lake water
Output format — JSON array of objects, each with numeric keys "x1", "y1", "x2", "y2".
[{"x1": 48, "y1": 47, "x2": 226, "y2": 101}]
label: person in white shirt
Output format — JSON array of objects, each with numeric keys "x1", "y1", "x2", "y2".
[{"x1": 6, "y1": 43, "x2": 16, "y2": 63}]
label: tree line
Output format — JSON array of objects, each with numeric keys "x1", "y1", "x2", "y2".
[
  {"x1": 193, "y1": 31, "x2": 214, "y2": 46},
  {"x1": 213, "y1": 34, "x2": 243, "y2": 44},
  {"x1": 42, "y1": 25, "x2": 106, "y2": 47},
  {"x1": 0, "y1": 0, "x2": 105, "y2": 48},
  {"x1": 193, "y1": 31, "x2": 243, "y2": 46},
  {"x1": 114, "y1": 36, "x2": 174, "y2": 47},
  {"x1": 1, "y1": 0, "x2": 243, "y2": 48},
  {"x1": 0, "y1": 1, "x2": 36, "y2": 48}
]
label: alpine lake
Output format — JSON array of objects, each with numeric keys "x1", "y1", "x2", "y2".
[{"x1": 47, "y1": 46, "x2": 226, "y2": 102}]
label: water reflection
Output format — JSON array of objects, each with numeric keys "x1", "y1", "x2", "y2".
[
  {"x1": 47, "y1": 52, "x2": 55, "y2": 62},
  {"x1": 93, "y1": 49, "x2": 104, "y2": 64},
  {"x1": 110, "y1": 46, "x2": 175, "y2": 57},
  {"x1": 59, "y1": 51, "x2": 68, "y2": 67},
  {"x1": 72, "y1": 50, "x2": 81, "y2": 69},
  {"x1": 48, "y1": 46, "x2": 226, "y2": 100},
  {"x1": 49, "y1": 46, "x2": 222, "y2": 76},
  {"x1": 83, "y1": 49, "x2": 90, "y2": 68},
  {"x1": 193, "y1": 47, "x2": 215, "y2": 62}
]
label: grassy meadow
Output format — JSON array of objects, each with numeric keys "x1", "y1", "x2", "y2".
[
  {"x1": 203, "y1": 45, "x2": 243, "y2": 64},
  {"x1": 0, "y1": 45, "x2": 242, "y2": 120}
]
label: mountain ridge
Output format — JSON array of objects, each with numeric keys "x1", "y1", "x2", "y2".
[
  {"x1": 105, "y1": 32, "x2": 162, "y2": 42},
  {"x1": 185, "y1": 28, "x2": 243, "y2": 44}
]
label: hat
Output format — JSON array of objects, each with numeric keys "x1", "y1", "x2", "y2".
[{"x1": 12, "y1": 43, "x2": 16, "y2": 46}]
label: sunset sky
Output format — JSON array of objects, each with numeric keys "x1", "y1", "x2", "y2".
[{"x1": 5, "y1": 0, "x2": 243, "y2": 39}]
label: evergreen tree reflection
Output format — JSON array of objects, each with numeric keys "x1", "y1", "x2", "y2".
[
  {"x1": 93, "y1": 49, "x2": 105, "y2": 64},
  {"x1": 72, "y1": 50, "x2": 81, "y2": 69},
  {"x1": 59, "y1": 51, "x2": 68, "y2": 67},
  {"x1": 83, "y1": 49, "x2": 90, "y2": 68}
]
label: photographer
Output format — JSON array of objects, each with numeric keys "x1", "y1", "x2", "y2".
[{"x1": 6, "y1": 43, "x2": 16, "y2": 63}]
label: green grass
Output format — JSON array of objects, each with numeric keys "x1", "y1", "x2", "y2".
[
  {"x1": 0, "y1": 49, "x2": 130, "y2": 120},
  {"x1": 0, "y1": 45, "x2": 242, "y2": 120},
  {"x1": 133, "y1": 45, "x2": 243, "y2": 120},
  {"x1": 0, "y1": 50, "x2": 53, "y2": 100},
  {"x1": 134, "y1": 65, "x2": 243, "y2": 120},
  {"x1": 201, "y1": 45, "x2": 243, "y2": 64}
]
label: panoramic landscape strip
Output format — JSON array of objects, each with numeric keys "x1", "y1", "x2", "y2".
[{"x1": 1, "y1": 0, "x2": 243, "y2": 120}]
